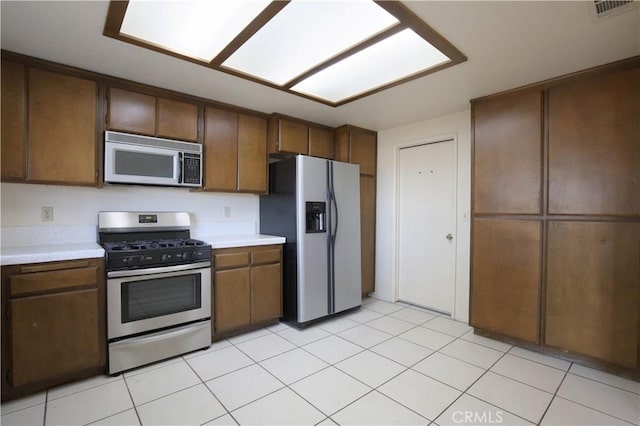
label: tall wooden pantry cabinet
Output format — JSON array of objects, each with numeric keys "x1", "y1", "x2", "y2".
[{"x1": 470, "y1": 57, "x2": 639, "y2": 378}]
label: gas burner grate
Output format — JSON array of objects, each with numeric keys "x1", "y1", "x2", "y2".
[{"x1": 103, "y1": 238, "x2": 208, "y2": 252}]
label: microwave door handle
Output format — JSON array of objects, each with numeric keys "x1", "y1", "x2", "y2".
[{"x1": 177, "y1": 152, "x2": 183, "y2": 183}]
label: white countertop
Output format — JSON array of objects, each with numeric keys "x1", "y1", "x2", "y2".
[
  {"x1": 1, "y1": 243, "x2": 105, "y2": 266},
  {"x1": 0, "y1": 235, "x2": 286, "y2": 265},
  {"x1": 198, "y1": 234, "x2": 286, "y2": 249}
]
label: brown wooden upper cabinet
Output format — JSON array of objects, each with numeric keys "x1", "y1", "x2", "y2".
[
  {"x1": 1, "y1": 59, "x2": 98, "y2": 186},
  {"x1": 268, "y1": 115, "x2": 335, "y2": 159},
  {"x1": 107, "y1": 87, "x2": 199, "y2": 142},
  {"x1": 548, "y1": 67, "x2": 640, "y2": 216},
  {"x1": 203, "y1": 106, "x2": 267, "y2": 193},
  {"x1": 335, "y1": 125, "x2": 377, "y2": 295},
  {"x1": 335, "y1": 125, "x2": 377, "y2": 176},
  {"x1": 1, "y1": 59, "x2": 26, "y2": 181},
  {"x1": 308, "y1": 126, "x2": 335, "y2": 159},
  {"x1": 472, "y1": 90, "x2": 543, "y2": 215}
]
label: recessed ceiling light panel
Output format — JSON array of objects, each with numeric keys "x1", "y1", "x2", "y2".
[
  {"x1": 104, "y1": 0, "x2": 467, "y2": 106},
  {"x1": 221, "y1": 0, "x2": 399, "y2": 85},
  {"x1": 120, "y1": 0, "x2": 271, "y2": 62},
  {"x1": 291, "y1": 28, "x2": 450, "y2": 103}
]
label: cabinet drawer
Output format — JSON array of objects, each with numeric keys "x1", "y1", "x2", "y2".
[
  {"x1": 251, "y1": 247, "x2": 281, "y2": 265},
  {"x1": 9, "y1": 267, "x2": 98, "y2": 297},
  {"x1": 214, "y1": 251, "x2": 250, "y2": 269}
]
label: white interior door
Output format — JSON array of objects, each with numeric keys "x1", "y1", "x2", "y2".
[{"x1": 398, "y1": 140, "x2": 456, "y2": 313}]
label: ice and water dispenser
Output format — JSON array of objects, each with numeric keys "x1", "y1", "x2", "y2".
[{"x1": 306, "y1": 202, "x2": 326, "y2": 233}]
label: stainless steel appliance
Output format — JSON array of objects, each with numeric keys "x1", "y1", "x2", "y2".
[
  {"x1": 260, "y1": 155, "x2": 361, "y2": 326},
  {"x1": 98, "y1": 212, "x2": 211, "y2": 374},
  {"x1": 104, "y1": 131, "x2": 202, "y2": 187}
]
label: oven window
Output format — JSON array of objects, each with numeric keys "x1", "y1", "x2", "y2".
[
  {"x1": 122, "y1": 273, "x2": 201, "y2": 323},
  {"x1": 115, "y1": 150, "x2": 174, "y2": 178}
]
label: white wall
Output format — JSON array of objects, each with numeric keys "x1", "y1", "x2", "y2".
[
  {"x1": 0, "y1": 183, "x2": 259, "y2": 244},
  {"x1": 374, "y1": 109, "x2": 471, "y2": 323}
]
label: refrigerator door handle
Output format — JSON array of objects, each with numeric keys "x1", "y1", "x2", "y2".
[
  {"x1": 331, "y1": 183, "x2": 339, "y2": 243},
  {"x1": 329, "y1": 173, "x2": 335, "y2": 314},
  {"x1": 327, "y1": 161, "x2": 338, "y2": 314}
]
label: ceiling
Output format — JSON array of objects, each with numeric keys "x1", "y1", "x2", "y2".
[{"x1": 1, "y1": 1, "x2": 639, "y2": 131}]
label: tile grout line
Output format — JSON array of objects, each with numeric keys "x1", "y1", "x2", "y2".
[
  {"x1": 537, "y1": 363, "x2": 571, "y2": 425},
  {"x1": 544, "y1": 368, "x2": 639, "y2": 426},
  {"x1": 121, "y1": 371, "x2": 145, "y2": 426},
  {"x1": 182, "y1": 354, "x2": 238, "y2": 426},
  {"x1": 430, "y1": 332, "x2": 547, "y2": 425},
  {"x1": 42, "y1": 389, "x2": 48, "y2": 426},
  {"x1": 292, "y1": 304, "x2": 460, "y2": 424}
]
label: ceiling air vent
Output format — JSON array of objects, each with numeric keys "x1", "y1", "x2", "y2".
[{"x1": 593, "y1": 0, "x2": 635, "y2": 17}]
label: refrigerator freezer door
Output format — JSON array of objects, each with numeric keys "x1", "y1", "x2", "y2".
[
  {"x1": 297, "y1": 156, "x2": 330, "y2": 323},
  {"x1": 331, "y1": 161, "x2": 362, "y2": 313}
]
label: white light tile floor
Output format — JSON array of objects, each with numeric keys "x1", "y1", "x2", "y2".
[{"x1": 2, "y1": 297, "x2": 639, "y2": 426}]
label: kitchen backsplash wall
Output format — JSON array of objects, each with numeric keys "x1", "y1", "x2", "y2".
[{"x1": 0, "y1": 183, "x2": 259, "y2": 246}]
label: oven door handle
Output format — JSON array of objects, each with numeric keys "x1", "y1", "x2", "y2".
[{"x1": 107, "y1": 261, "x2": 211, "y2": 278}]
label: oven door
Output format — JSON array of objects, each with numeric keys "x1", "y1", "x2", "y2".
[{"x1": 107, "y1": 262, "x2": 211, "y2": 340}]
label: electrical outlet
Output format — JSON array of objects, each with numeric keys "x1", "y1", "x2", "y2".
[
  {"x1": 41, "y1": 206, "x2": 54, "y2": 222},
  {"x1": 223, "y1": 207, "x2": 231, "y2": 218}
]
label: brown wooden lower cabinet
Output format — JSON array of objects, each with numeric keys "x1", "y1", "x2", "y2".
[
  {"x1": 545, "y1": 221, "x2": 640, "y2": 370},
  {"x1": 251, "y1": 263, "x2": 282, "y2": 324},
  {"x1": 213, "y1": 245, "x2": 282, "y2": 338},
  {"x1": 214, "y1": 268, "x2": 251, "y2": 333},
  {"x1": 470, "y1": 219, "x2": 541, "y2": 343},
  {"x1": 1, "y1": 258, "x2": 106, "y2": 401}
]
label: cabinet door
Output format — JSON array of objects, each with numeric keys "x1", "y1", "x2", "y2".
[
  {"x1": 214, "y1": 268, "x2": 251, "y2": 333},
  {"x1": 546, "y1": 221, "x2": 639, "y2": 369},
  {"x1": 107, "y1": 87, "x2": 156, "y2": 135},
  {"x1": 360, "y1": 175, "x2": 376, "y2": 295},
  {"x1": 10, "y1": 289, "x2": 101, "y2": 387},
  {"x1": 471, "y1": 219, "x2": 541, "y2": 343},
  {"x1": 308, "y1": 127, "x2": 334, "y2": 159},
  {"x1": 548, "y1": 68, "x2": 640, "y2": 215},
  {"x1": 204, "y1": 107, "x2": 238, "y2": 191},
  {"x1": 349, "y1": 128, "x2": 376, "y2": 176},
  {"x1": 251, "y1": 263, "x2": 282, "y2": 324},
  {"x1": 238, "y1": 114, "x2": 267, "y2": 193},
  {"x1": 1, "y1": 59, "x2": 26, "y2": 181},
  {"x1": 473, "y1": 91, "x2": 542, "y2": 214},
  {"x1": 157, "y1": 97, "x2": 199, "y2": 142},
  {"x1": 28, "y1": 68, "x2": 97, "y2": 185},
  {"x1": 277, "y1": 119, "x2": 308, "y2": 154}
]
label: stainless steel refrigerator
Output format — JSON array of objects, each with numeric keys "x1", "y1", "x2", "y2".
[{"x1": 260, "y1": 155, "x2": 362, "y2": 326}]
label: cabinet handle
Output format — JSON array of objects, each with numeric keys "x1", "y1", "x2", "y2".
[{"x1": 446, "y1": 233, "x2": 453, "y2": 241}]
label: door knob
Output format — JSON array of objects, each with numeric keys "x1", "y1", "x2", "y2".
[{"x1": 446, "y1": 234, "x2": 453, "y2": 240}]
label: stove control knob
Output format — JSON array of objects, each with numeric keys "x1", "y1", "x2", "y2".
[
  {"x1": 138, "y1": 256, "x2": 147, "y2": 264},
  {"x1": 161, "y1": 254, "x2": 170, "y2": 262},
  {"x1": 176, "y1": 253, "x2": 186, "y2": 260},
  {"x1": 122, "y1": 257, "x2": 130, "y2": 264}
]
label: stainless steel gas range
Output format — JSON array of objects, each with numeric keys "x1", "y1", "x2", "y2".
[{"x1": 98, "y1": 211, "x2": 211, "y2": 374}]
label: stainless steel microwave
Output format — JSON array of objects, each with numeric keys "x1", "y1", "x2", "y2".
[{"x1": 104, "y1": 131, "x2": 202, "y2": 188}]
